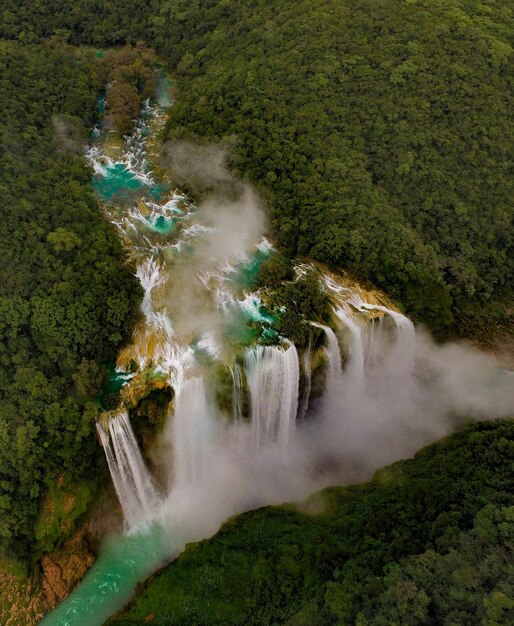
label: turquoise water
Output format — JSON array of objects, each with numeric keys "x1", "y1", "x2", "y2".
[
  {"x1": 149, "y1": 182, "x2": 168, "y2": 201},
  {"x1": 223, "y1": 307, "x2": 261, "y2": 347},
  {"x1": 221, "y1": 300, "x2": 280, "y2": 349},
  {"x1": 93, "y1": 163, "x2": 146, "y2": 201},
  {"x1": 145, "y1": 214, "x2": 176, "y2": 234},
  {"x1": 260, "y1": 327, "x2": 280, "y2": 344},
  {"x1": 229, "y1": 248, "x2": 271, "y2": 291},
  {"x1": 244, "y1": 301, "x2": 276, "y2": 325},
  {"x1": 93, "y1": 164, "x2": 167, "y2": 203},
  {"x1": 42, "y1": 88, "x2": 182, "y2": 626},
  {"x1": 45, "y1": 76, "x2": 282, "y2": 625},
  {"x1": 103, "y1": 367, "x2": 134, "y2": 398},
  {"x1": 40, "y1": 524, "x2": 171, "y2": 626}
]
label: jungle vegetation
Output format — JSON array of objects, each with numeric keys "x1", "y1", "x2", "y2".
[
  {"x1": 109, "y1": 420, "x2": 514, "y2": 625},
  {"x1": 0, "y1": 0, "x2": 512, "y2": 584},
  {"x1": 0, "y1": 0, "x2": 512, "y2": 338},
  {"x1": 0, "y1": 41, "x2": 142, "y2": 559},
  {"x1": 155, "y1": 0, "x2": 514, "y2": 339}
]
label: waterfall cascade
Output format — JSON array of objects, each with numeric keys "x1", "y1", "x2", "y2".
[
  {"x1": 320, "y1": 324, "x2": 344, "y2": 388},
  {"x1": 171, "y1": 377, "x2": 216, "y2": 488},
  {"x1": 244, "y1": 343, "x2": 300, "y2": 449},
  {"x1": 97, "y1": 411, "x2": 159, "y2": 528},
  {"x1": 231, "y1": 363, "x2": 244, "y2": 421},
  {"x1": 365, "y1": 316, "x2": 384, "y2": 369},
  {"x1": 101, "y1": 289, "x2": 417, "y2": 528},
  {"x1": 358, "y1": 302, "x2": 416, "y2": 377},
  {"x1": 333, "y1": 307, "x2": 365, "y2": 389},
  {"x1": 100, "y1": 222, "x2": 418, "y2": 532},
  {"x1": 96, "y1": 128, "x2": 419, "y2": 527},
  {"x1": 43, "y1": 71, "x2": 514, "y2": 626},
  {"x1": 298, "y1": 337, "x2": 313, "y2": 420}
]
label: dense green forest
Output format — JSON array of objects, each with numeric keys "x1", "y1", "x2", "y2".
[
  {"x1": 109, "y1": 420, "x2": 514, "y2": 625},
  {"x1": 157, "y1": 0, "x2": 514, "y2": 338},
  {"x1": 0, "y1": 0, "x2": 512, "y2": 606},
  {"x1": 0, "y1": 41, "x2": 142, "y2": 559},
  {"x1": 1, "y1": 0, "x2": 512, "y2": 337}
]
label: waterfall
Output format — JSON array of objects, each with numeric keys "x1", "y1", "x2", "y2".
[
  {"x1": 171, "y1": 377, "x2": 216, "y2": 487},
  {"x1": 298, "y1": 338, "x2": 313, "y2": 420},
  {"x1": 383, "y1": 308, "x2": 416, "y2": 375},
  {"x1": 231, "y1": 362, "x2": 244, "y2": 420},
  {"x1": 357, "y1": 303, "x2": 416, "y2": 378},
  {"x1": 333, "y1": 306, "x2": 365, "y2": 389},
  {"x1": 97, "y1": 411, "x2": 159, "y2": 528},
  {"x1": 44, "y1": 76, "x2": 514, "y2": 626},
  {"x1": 313, "y1": 324, "x2": 347, "y2": 426},
  {"x1": 244, "y1": 343, "x2": 300, "y2": 449},
  {"x1": 322, "y1": 325, "x2": 344, "y2": 389},
  {"x1": 365, "y1": 316, "x2": 384, "y2": 369},
  {"x1": 136, "y1": 258, "x2": 164, "y2": 319}
]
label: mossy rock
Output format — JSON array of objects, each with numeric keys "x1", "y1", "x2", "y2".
[
  {"x1": 119, "y1": 368, "x2": 171, "y2": 409},
  {"x1": 34, "y1": 480, "x2": 95, "y2": 557}
]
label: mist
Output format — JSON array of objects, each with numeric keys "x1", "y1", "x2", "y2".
[
  {"x1": 46, "y1": 133, "x2": 513, "y2": 625},
  {"x1": 155, "y1": 327, "x2": 513, "y2": 545},
  {"x1": 144, "y1": 141, "x2": 514, "y2": 545},
  {"x1": 306, "y1": 328, "x2": 514, "y2": 482},
  {"x1": 136, "y1": 146, "x2": 513, "y2": 551},
  {"x1": 162, "y1": 140, "x2": 241, "y2": 195},
  {"x1": 52, "y1": 114, "x2": 85, "y2": 153},
  {"x1": 162, "y1": 142, "x2": 266, "y2": 356}
]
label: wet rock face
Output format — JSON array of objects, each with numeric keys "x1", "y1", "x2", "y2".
[
  {"x1": 0, "y1": 491, "x2": 121, "y2": 626},
  {"x1": 0, "y1": 530, "x2": 95, "y2": 626},
  {"x1": 40, "y1": 532, "x2": 95, "y2": 607}
]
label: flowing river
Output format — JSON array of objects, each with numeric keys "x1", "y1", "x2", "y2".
[
  {"x1": 42, "y1": 75, "x2": 302, "y2": 626},
  {"x1": 41, "y1": 76, "x2": 514, "y2": 626}
]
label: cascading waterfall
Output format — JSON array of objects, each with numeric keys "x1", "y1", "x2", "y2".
[
  {"x1": 311, "y1": 323, "x2": 347, "y2": 427},
  {"x1": 231, "y1": 363, "x2": 244, "y2": 421},
  {"x1": 298, "y1": 337, "x2": 313, "y2": 420},
  {"x1": 365, "y1": 316, "x2": 384, "y2": 369},
  {"x1": 137, "y1": 258, "x2": 164, "y2": 318},
  {"x1": 77, "y1": 87, "x2": 431, "y2": 622},
  {"x1": 359, "y1": 303, "x2": 416, "y2": 377},
  {"x1": 321, "y1": 324, "x2": 344, "y2": 389},
  {"x1": 44, "y1": 74, "x2": 514, "y2": 626},
  {"x1": 171, "y1": 377, "x2": 216, "y2": 487},
  {"x1": 97, "y1": 411, "x2": 159, "y2": 528},
  {"x1": 333, "y1": 306, "x2": 365, "y2": 390},
  {"x1": 244, "y1": 343, "x2": 300, "y2": 449}
]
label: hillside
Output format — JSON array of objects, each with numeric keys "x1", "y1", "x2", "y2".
[
  {"x1": 0, "y1": 0, "x2": 512, "y2": 337},
  {"x1": 156, "y1": 0, "x2": 514, "y2": 338},
  {"x1": 109, "y1": 420, "x2": 514, "y2": 625},
  {"x1": 0, "y1": 40, "x2": 142, "y2": 560},
  {"x1": 0, "y1": 2, "x2": 512, "y2": 624}
]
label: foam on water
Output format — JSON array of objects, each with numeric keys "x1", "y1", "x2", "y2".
[{"x1": 43, "y1": 75, "x2": 514, "y2": 626}]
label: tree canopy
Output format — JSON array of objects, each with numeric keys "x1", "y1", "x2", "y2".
[
  {"x1": 0, "y1": 41, "x2": 142, "y2": 559},
  {"x1": 0, "y1": 0, "x2": 512, "y2": 337},
  {"x1": 109, "y1": 420, "x2": 514, "y2": 625}
]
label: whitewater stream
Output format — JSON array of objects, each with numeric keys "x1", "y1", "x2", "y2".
[{"x1": 41, "y1": 78, "x2": 514, "y2": 626}]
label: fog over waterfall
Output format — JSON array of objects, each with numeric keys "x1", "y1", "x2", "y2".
[
  {"x1": 42, "y1": 93, "x2": 514, "y2": 626},
  {"x1": 94, "y1": 113, "x2": 513, "y2": 539}
]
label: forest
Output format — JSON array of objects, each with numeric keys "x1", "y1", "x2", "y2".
[
  {"x1": 109, "y1": 420, "x2": 514, "y2": 625},
  {"x1": 0, "y1": 0, "x2": 512, "y2": 338},
  {"x1": 162, "y1": 0, "x2": 514, "y2": 338},
  {"x1": 0, "y1": 41, "x2": 142, "y2": 559},
  {"x1": 0, "y1": 0, "x2": 511, "y2": 622}
]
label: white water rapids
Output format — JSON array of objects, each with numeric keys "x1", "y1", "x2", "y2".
[
  {"x1": 42, "y1": 84, "x2": 514, "y2": 626},
  {"x1": 93, "y1": 97, "x2": 513, "y2": 532}
]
